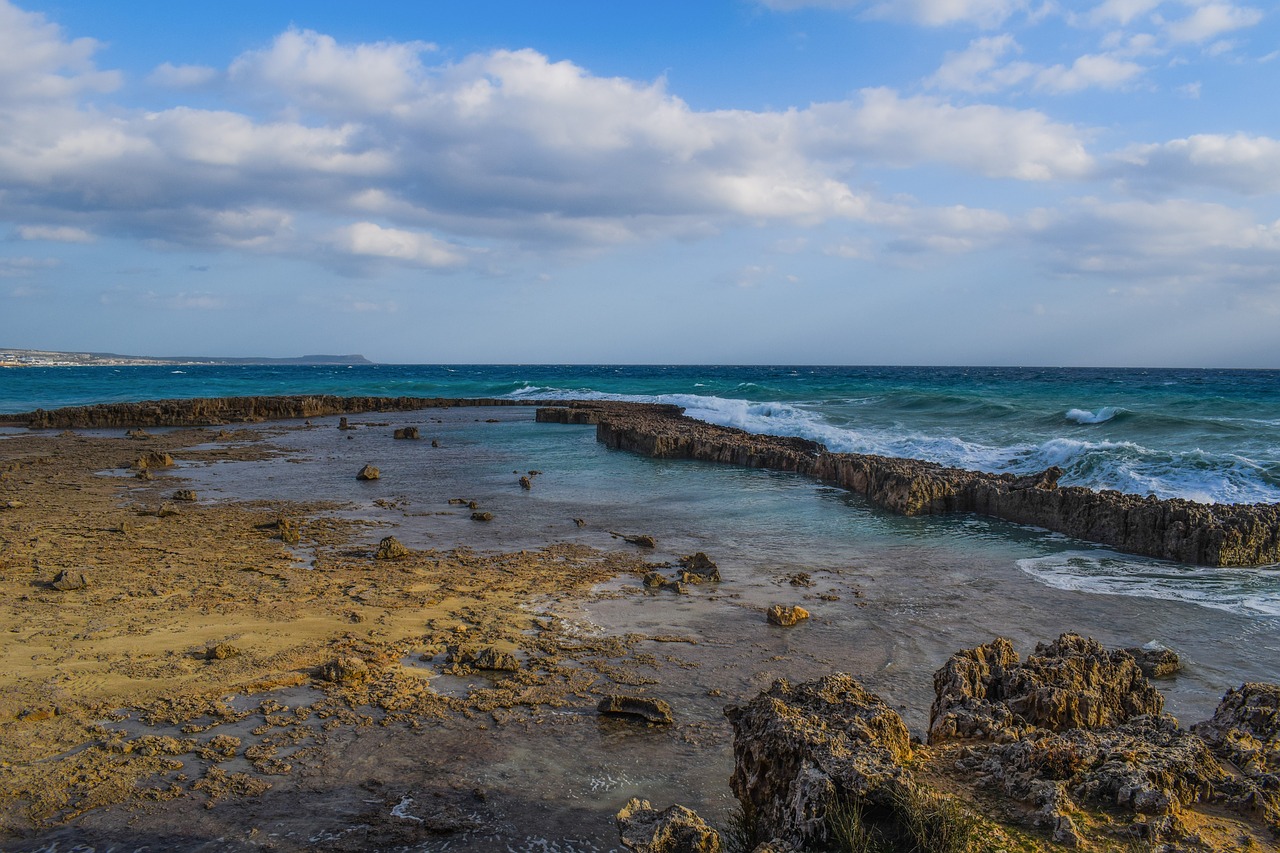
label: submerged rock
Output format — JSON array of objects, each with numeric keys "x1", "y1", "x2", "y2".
[
  {"x1": 616, "y1": 798, "x2": 721, "y2": 853},
  {"x1": 470, "y1": 511, "x2": 493, "y2": 522},
  {"x1": 679, "y1": 552, "x2": 721, "y2": 583},
  {"x1": 598, "y1": 695, "x2": 674, "y2": 725},
  {"x1": 1124, "y1": 645, "x2": 1184, "y2": 679}
]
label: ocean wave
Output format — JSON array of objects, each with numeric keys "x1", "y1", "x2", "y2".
[
  {"x1": 507, "y1": 387, "x2": 1280, "y2": 504},
  {"x1": 1018, "y1": 552, "x2": 1280, "y2": 616},
  {"x1": 1065, "y1": 406, "x2": 1122, "y2": 424}
]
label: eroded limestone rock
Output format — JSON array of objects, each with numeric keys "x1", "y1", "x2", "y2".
[{"x1": 616, "y1": 798, "x2": 721, "y2": 853}]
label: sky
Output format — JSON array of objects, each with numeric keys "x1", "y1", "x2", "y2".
[{"x1": 0, "y1": 0, "x2": 1278, "y2": 367}]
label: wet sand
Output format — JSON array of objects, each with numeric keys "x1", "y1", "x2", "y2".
[{"x1": 2, "y1": 408, "x2": 1277, "y2": 851}]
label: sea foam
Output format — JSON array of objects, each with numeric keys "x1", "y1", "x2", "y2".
[{"x1": 1019, "y1": 551, "x2": 1280, "y2": 616}]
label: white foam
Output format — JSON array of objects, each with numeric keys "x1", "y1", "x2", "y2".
[
  {"x1": 508, "y1": 387, "x2": 1280, "y2": 504},
  {"x1": 1019, "y1": 551, "x2": 1280, "y2": 616},
  {"x1": 1066, "y1": 406, "x2": 1121, "y2": 424}
]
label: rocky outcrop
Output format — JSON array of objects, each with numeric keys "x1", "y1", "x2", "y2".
[
  {"x1": 538, "y1": 401, "x2": 1280, "y2": 567},
  {"x1": 721, "y1": 642, "x2": 1280, "y2": 850},
  {"x1": 1192, "y1": 683, "x2": 1280, "y2": 828},
  {"x1": 616, "y1": 799, "x2": 721, "y2": 853},
  {"x1": 0, "y1": 395, "x2": 562, "y2": 430},
  {"x1": 929, "y1": 633, "x2": 1164, "y2": 742},
  {"x1": 725, "y1": 675, "x2": 915, "y2": 847}
]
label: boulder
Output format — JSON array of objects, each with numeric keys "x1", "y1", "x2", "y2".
[
  {"x1": 519, "y1": 475, "x2": 533, "y2": 490},
  {"x1": 205, "y1": 643, "x2": 240, "y2": 661},
  {"x1": 616, "y1": 798, "x2": 721, "y2": 853},
  {"x1": 50, "y1": 570, "x2": 89, "y2": 591},
  {"x1": 356, "y1": 464, "x2": 380, "y2": 481},
  {"x1": 172, "y1": 489, "x2": 198, "y2": 502},
  {"x1": 374, "y1": 535, "x2": 410, "y2": 560},
  {"x1": 765, "y1": 605, "x2": 809, "y2": 627},
  {"x1": 725, "y1": 674, "x2": 913, "y2": 846},
  {"x1": 598, "y1": 695, "x2": 674, "y2": 725},
  {"x1": 393, "y1": 426, "x2": 420, "y2": 440}
]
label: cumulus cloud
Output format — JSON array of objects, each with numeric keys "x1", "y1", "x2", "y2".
[
  {"x1": 0, "y1": 6, "x2": 1098, "y2": 277},
  {"x1": 0, "y1": 1, "x2": 120, "y2": 102},
  {"x1": 1114, "y1": 133, "x2": 1280, "y2": 194}
]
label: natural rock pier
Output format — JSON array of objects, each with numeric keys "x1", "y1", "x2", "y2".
[
  {"x1": 4, "y1": 394, "x2": 1278, "y2": 566},
  {"x1": 536, "y1": 400, "x2": 1280, "y2": 567}
]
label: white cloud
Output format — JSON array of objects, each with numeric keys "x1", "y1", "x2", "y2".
[
  {"x1": 333, "y1": 222, "x2": 466, "y2": 269},
  {"x1": 1085, "y1": 0, "x2": 1162, "y2": 26},
  {"x1": 16, "y1": 224, "x2": 94, "y2": 242},
  {"x1": 0, "y1": 255, "x2": 58, "y2": 277},
  {"x1": 1163, "y1": 2, "x2": 1264, "y2": 43},
  {"x1": 1115, "y1": 133, "x2": 1280, "y2": 194},
  {"x1": 806, "y1": 88, "x2": 1093, "y2": 179},
  {"x1": 929, "y1": 37, "x2": 1144, "y2": 94},
  {"x1": 168, "y1": 292, "x2": 224, "y2": 310},
  {"x1": 1026, "y1": 196, "x2": 1280, "y2": 282},
  {"x1": 229, "y1": 28, "x2": 436, "y2": 112},
  {"x1": 0, "y1": 0, "x2": 120, "y2": 102}
]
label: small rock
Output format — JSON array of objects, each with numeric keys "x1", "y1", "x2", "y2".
[
  {"x1": 598, "y1": 695, "x2": 674, "y2": 725},
  {"x1": 205, "y1": 643, "x2": 240, "y2": 660},
  {"x1": 574, "y1": 517, "x2": 586, "y2": 527},
  {"x1": 393, "y1": 426, "x2": 420, "y2": 440},
  {"x1": 787, "y1": 572, "x2": 814, "y2": 587},
  {"x1": 318, "y1": 655, "x2": 370, "y2": 686},
  {"x1": 615, "y1": 532, "x2": 657, "y2": 548},
  {"x1": 172, "y1": 489, "x2": 198, "y2": 502},
  {"x1": 448, "y1": 498, "x2": 468, "y2": 505},
  {"x1": 643, "y1": 571, "x2": 668, "y2": 588},
  {"x1": 135, "y1": 469, "x2": 154, "y2": 481},
  {"x1": 519, "y1": 475, "x2": 532, "y2": 490},
  {"x1": 0, "y1": 500, "x2": 25, "y2": 510},
  {"x1": 465, "y1": 646, "x2": 520, "y2": 672},
  {"x1": 1123, "y1": 645, "x2": 1183, "y2": 679},
  {"x1": 50, "y1": 570, "x2": 89, "y2": 591},
  {"x1": 278, "y1": 518, "x2": 301, "y2": 545},
  {"x1": 374, "y1": 535, "x2": 410, "y2": 560},
  {"x1": 356, "y1": 464, "x2": 380, "y2": 481},
  {"x1": 616, "y1": 798, "x2": 722, "y2": 853},
  {"x1": 126, "y1": 428, "x2": 151, "y2": 440},
  {"x1": 131, "y1": 451, "x2": 175, "y2": 471},
  {"x1": 431, "y1": 439, "x2": 440, "y2": 448},
  {"x1": 338, "y1": 417, "x2": 354, "y2": 430},
  {"x1": 471, "y1": 511, "x2": 494, "y2": 522},
  {"x1": 679, "y1": 553, "x2": 721, "y2": 583},
  {"x1": 155, "y1": 503, "x2": 179, "y2": 518},
  {"x1": 766, "y1": 605, "x2": 809, "y2": 627}
]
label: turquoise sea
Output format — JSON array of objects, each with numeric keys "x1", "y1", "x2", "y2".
[{"x1": 4, "y1": 363, "x2": 1279, "y2": 504}]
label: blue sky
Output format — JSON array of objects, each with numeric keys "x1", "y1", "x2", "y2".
[{"x1": 1, "y1": 0, "x2": 1277, "y2": 366}]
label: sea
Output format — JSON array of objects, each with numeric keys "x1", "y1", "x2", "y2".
[{"x1": 4, "y1": 364, "x2": 1280, "y2": 850}]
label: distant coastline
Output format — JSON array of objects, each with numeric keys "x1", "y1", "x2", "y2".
[{"x1": 0, "y1": 348, "x2": 373, "y2": 368}]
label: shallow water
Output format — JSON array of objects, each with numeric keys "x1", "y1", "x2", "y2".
[{"x1": 36, "y1": 404, "x2": 1256, "y2": 849}]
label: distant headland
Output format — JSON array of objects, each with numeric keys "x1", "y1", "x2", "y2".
[{"x1": 0, "y1": 348, "x2": 373, "y2": 367}]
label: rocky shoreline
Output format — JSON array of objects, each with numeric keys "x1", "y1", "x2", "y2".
[
  {"x1": 536, "y1": 400, "x2": 1280, "y2": 567},
  {"x1": 618, "y1": 634, "x2": 1280, "y2": 852},
  {"x1": 5, "y1": 395, "x2": 1280, "y2": 565}
]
